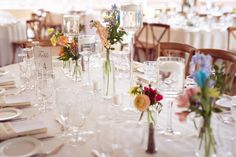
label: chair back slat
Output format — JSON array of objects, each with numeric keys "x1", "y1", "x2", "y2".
[{"x1": 134, "y1": 22, "x2": 170, "y2": 61}]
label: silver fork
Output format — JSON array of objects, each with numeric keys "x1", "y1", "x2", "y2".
[{"x1": 31, "y1": 143, "x2": 64, "y2": 157}]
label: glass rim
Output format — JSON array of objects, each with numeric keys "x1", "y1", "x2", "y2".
[
  {"x1": 78, "y1": 35, "x2": 96, "y2": 43},
  {"x1": 157, "y1": 56, "x2": 185, "y2": 63},
  {"x1": 63, "y1": 14, "x2": 80, "y2": 19}
]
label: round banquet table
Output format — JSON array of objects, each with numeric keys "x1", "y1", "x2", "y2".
[
  {"x1": 0, "y1": 21, "x2": 26, "y2": 67},
  {"x1": 169, "y1": 26, "x2": 236, "y2": 50},
  {"x1": 0, "y1": 61, "x2": 235, "y2": 157}
]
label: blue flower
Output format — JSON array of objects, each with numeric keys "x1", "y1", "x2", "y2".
[
  {"x1": 190, "y1": 53, "x2": 212, "y2": 78},
  {"x1": 194, "y1": 69, "x2": 208, "y2": 87}
]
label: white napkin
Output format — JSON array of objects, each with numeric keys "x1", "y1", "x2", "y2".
[
  {"x1": 0, "y1": 97, "x2": 31, "y2": 108},
  {"x1": 0, "y1": 77, "x2": 16, "y2": 89},
  {"x1": 0, "y1": 119, "x2": 47, "y2": 140}
]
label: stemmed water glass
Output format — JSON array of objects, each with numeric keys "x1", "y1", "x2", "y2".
[
  {"x1": 78, "y1": 35, "x2": 96, "y2": 86},
  {"x1": 56, "y1": 87, "x2": 73, "y2": 139},
  {"x1": 143, "y1": 61, "x2": 158, "y2": 84},
  {"x1": 36, "y1": 71, "x2": 55, "y2": 112},
  {"x1": 120, "y1": 2, "x2": 143, "y2": 110},
  {"x1": 157, "y1": 57, "x2": 185, "y2": 137},
  {"x1": 68, "y1": 91, "x2": 94, "y2": 146},
  {"x1": 96, "y1": 116, "x2": 116, "y2": 157}
]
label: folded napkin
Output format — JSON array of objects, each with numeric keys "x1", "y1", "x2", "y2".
[
  {"x1": 0, "y1": 77, "x2": 16, "y2": 89},
  {"x1": 0, "y1": 97, "x2": 31, "y2": 108},
  {"x1": 0, "y1": 119, "x2": 47, "y2": 140}
]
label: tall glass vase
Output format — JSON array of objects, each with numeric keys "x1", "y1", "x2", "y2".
[
  {"x1": 195, "y1": 118, "x2": 217, "y2": 157},
  {"x1": 72, "y1": 58, "x2": 82, "y2": 82},
  {"x1": 102, "y1": 50, "x2": 114, "y2": 99}
]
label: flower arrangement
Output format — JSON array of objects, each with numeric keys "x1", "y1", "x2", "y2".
[
  {"x1": 48, "y1": 28, "x2": 80, "y2": 61},
  {"x1": 177, "y1": 53, "x2": 223, "y2": 157},
  {"x1": 129, "y1": 84, "x2": 163, "y2": 124},
  {"x1": 48, "y1": 28, "x2": 83, "y2": 81},
  {"x1": 90, "y1": 4, "x2": 126, "y2": 97},
  {"x1": 90, "y1": 4, "x2": 126, "y2": 52}
]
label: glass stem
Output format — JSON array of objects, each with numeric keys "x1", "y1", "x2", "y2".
[
  {"x1": 87, "y1": 56, "x2": 90, "y2": 85},
  {"x1": 129, "y1": 34, "x2": 134, "y2": 109},
  {"x1": 166, "y1": 100, "x2": 173, "y2": 133}
]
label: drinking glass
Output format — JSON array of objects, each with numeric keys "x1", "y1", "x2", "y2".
[
  {"x1": 77, "y1": 92, "x2": 94, "y2": 137},
  {"x1": 143, "y1": 61, "x2": 158, "y2": 83},
  {"x1": 120, "y1": 3, "x2": 143, "y2": 110},
  {"x1": 119, "y1": 120, "x2": 143, "y2": 157},
  {"x1": 68, "y1": 102, "x2": 86, "y2": 146},
  {"x1": 17, "y1": 50, "x2": 28, "y2": 80},
  {"x1": 78, "y1": 35, "x2": 96, "y2": 86},
  {"x1": 56, "y1": 87, "x2": 73, "y2": 139},
  {"x1": 63, "y1": 15, "x2": 81, "y2": 42},
  {"x1": 96, "y1": 116, "x2": 115, "y2": 157},
  {"x1": 157, "y1": 57, "x2": 185, "y2": 136},
  {"x1": 36, "y1": 72, "x2": 55, "y2": 112}
]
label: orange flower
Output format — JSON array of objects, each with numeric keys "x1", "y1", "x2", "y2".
[
  {"x1": 59, "y1": 48, "x2": 64, "y2": 56},
  {"x1": 134, "y1": 94, "x2": 150, "y2": 112},
  {"x1": 57, "y1": 36, "x2": 68, "y2": 46},
  {"x1": 176, "y1": 111, "x2": 190, "y2": 122}
]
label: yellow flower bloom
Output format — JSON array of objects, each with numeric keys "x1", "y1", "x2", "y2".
[
  {"x1": 134, "y1": 94, "x2": 150, "y2": 112},
  {"x1": 208, "y1": 88, "x2": 220, "y2": 98},
  {"x1": 47, "y1": 28, "x2": 55, "y2": 35},
  {"x1": 129, "y1": 85, "x2": 141, "y2": 96}
]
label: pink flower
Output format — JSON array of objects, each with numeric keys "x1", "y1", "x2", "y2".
[
  {"x1": 185, "y1": 87, "x2": 199, "y2": 97},
  {"x1": 177, "y1": 94, "x2": 190, "y2": 108},
  {"x1": 176, "y1": 111, "x2": 190, "y2": 122}
]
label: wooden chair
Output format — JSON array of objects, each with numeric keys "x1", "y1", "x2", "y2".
[
  {"x1": 158, "y1": 42, "x2": 196, "y2": 76},
  {"x1": 197, "y1": 48, "x2": 236, "y2": 95},
  {"x1": 12, "y1": 19, "x2": 52, "y2": 63},
  {"x1": 134, "y1": 22, "x2": 170, "y2": 62},
  {"x1": 227, "y1": 26, "x2": 236, "y2": 51}
]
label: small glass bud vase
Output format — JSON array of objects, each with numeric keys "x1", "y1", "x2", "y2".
[{"x1": 102, "y1": 50, "x2": 115, "y2": 99}]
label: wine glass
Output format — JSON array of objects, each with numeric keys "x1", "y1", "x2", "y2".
[
  {"x1": 143, "y1": 61, "x2": 158, "y2": 83},
  {"x1": 119, "y1": 120, "x2": 143, "y2": 157},
  {"x1": 56, "y1": 87, "x2": 73, "y2": 139},
  {"x1": 157, "y1": 57, "x2": 185, "y2": 137},
  {"x1": 96, "y1": 116, "x2": 115, "y2": 157},
  {"x1": 120, "y1": 2, "x2": 143, "y2": 110},
  {"x1": 68, "y1": 102, "x2": 86, "y2": 146},
  {"x1": 78, "y1": 35, "x2": 96, "y2": 86},
  {"x1": 36, "y1": 72, "x2": 55, "y2": 112},
  {"x1": 77, "y1": 91, "x2": 94, "y2": 138}
]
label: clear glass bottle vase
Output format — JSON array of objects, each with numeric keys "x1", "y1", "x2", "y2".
[{"x1": 102, "y1": 50, "x2": 115, "y2": 99}]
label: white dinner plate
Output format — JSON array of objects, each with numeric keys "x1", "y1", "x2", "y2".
[
  {"x1": 0, "y1": 70, "x2": 9, "y2": 76},
  {"x1": 0, "y1": 108, "x2": 22, "y2": 122},
  {"x1": 0, "y1": 137, "x2": 42, "y2": 157},
  {"x1": 215, "y1": 96, "x2": 232, "y2": 108}
]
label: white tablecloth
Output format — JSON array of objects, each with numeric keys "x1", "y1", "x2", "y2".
[
  {"x1": 0, "y1": 61, "x2": 235, "y2": 157},
  {"x1": 0, "y1": 21, "x2": 26, "y2": 67},
  {"x1": 169, "y1": 26, "x2": 234, "y2": 50}
]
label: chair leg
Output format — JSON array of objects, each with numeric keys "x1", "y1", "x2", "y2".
[{"x1": 12, "y1": 44, "x2": 17, "y2": 64}]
